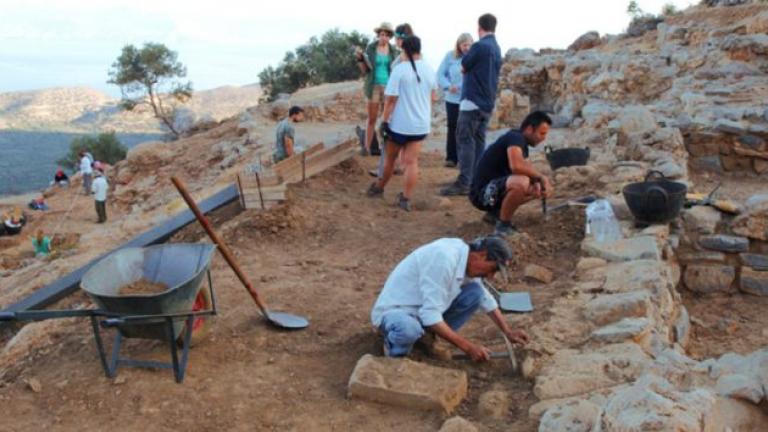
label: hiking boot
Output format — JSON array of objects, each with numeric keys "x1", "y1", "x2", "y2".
[
  {"x1": 366, "y1": 182, "x2": 384, "y2": 197},
  {"x1": 416, "y1": 332, "x2": 452, "y2": 361},
  {"x1": 444, "y1": 160, "x2": 457, "y2": 168},
  {"x1": 482, "y1": 211, "x2": 498, "y2": 225},
  {"x1": 494, "y1": 220, "x2": 519, "y2": 237},
  {"x1": 440, "y1": 182, "x2": 469, "y2": 196},
  {"x1": 396, "y1": 193, "x2": 412, "y2": 212}
]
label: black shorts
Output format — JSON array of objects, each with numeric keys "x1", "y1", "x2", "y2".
[
  {"x1": 470, "y1": 177, "x2": 508, "y2": 212},
  {"x1": 387, "y1": 129, "x2": 428, "y2": 146}
]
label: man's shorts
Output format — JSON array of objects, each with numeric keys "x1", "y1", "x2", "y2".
[
  {"x1": 470, "y1": 176, "x2": 508, "y2": 212},
  {"x1": 369, "y1": 85, "x2": 386, "y2": 103},
  {"x1": 387, "y1": 129, "x2": 428, "y2": 146}
]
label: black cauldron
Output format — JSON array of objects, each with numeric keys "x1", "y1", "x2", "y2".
[
  {"x1": 622, "y1": 171, "x2": 687, "y2": 225},
  {"x1": 545, "y1": 146, "x2": 591, "y2": 171}
]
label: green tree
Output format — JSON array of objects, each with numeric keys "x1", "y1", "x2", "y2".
[
  {"x1": 627, "y1": 0, "x2": 643, "y2": 17},
  {"x1": 259, "y1": 29, "x2": 370, "y2": 101},
  {"x1": 108, "y1": 42, "x2": 192, "y2": 139},
  {"x1": 57, "y1": 132, "x2": 127, "y2": 170},
  {"x1": 661, "y1": 3, "x2": 679, "y2": 16}
]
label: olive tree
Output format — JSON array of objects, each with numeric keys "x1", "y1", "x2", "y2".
[{"x1": 108, "y1": 42, "x2": 192, "y2": 138}]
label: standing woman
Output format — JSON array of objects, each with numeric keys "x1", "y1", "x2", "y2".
[
  {"x1": 437, "y1": 33, "x2": 473, "y2": 168},
  {"x1": 367, "y1": 36, "x2": 436, "y2": 211},
  {"x1": 355, "y1": 22, "x2": 399, "y2": 156}
]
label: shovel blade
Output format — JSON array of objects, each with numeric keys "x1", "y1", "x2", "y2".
[
  {"x1": 266, "y1": 310, "x2": 310, "y2": 329},
  {"x1": 498, "y1": 292, "x2": 533, "y2": 313}
]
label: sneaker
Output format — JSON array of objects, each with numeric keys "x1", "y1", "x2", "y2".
[
  {"x1": 367, "y1": 182, "x2": 384, "y2": 197},
  {"x1": 444, "y1": 160, "x2": 457, "y2": 168},
  {"x1": 397, "y1": 193, "x2": 411, "y2": 212},
  {"x1": 440, "y1": 182, "x2": 469, "y2": 196},
  {"x1": 368, "y1": 169, "x2": 379, "y2": 178},
  {"x1": 482, "y1": 211, "x2": 498, "y2": 225},
  {"x1": 494, "y1": 220, "x2": 519, "y2": 237}
]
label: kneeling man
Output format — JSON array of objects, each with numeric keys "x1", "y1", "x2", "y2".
[
  {"x1": 371, "y1": 236, "x2": 529, "y2": 361},
  {"x1": 470, "y1": 111, "x2": 554, "y2": 236}
]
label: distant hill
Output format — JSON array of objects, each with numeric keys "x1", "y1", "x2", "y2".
[{"x1": 0, "y1": 84, "x2": 262, "y2": 133}]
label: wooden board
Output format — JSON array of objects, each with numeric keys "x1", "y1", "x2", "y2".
[{"x1": 303, "y1": 139, "x2": 358, "y2": 178}]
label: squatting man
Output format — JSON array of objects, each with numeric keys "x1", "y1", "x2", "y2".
[{"x1": 371, "y1": 236, "x2": 529, "y2": 361}]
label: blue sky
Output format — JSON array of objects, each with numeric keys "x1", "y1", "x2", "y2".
[{"x1": 0, "y1": 0, "x2": 693, "y2": 97}]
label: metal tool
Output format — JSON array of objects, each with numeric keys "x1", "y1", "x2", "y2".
[
  {"x1": 172, "y1": 176, "x2": 309, "y2": 330},
  {"x1": 546, "y1": 195, "x2": 598, "y2": 213},
  {"x1": 453, "y1": 332, "x2": 518, "y2": 372},
  {"x1": 485, "y1": 279, "x2": 533, "y2": 313}
]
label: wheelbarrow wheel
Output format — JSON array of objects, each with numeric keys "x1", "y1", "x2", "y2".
[{"x1": 178, "y1": 285, "x2": 213, "y2": 347}]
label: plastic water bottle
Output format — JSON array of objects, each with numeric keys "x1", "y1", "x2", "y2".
[{"x1": 586, "y1": 199, "x2": 623, "y2": 243}]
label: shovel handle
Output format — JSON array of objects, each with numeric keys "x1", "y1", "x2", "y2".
[
  {"x1": 171, "y1": 177, "x2": 270, "y2": 317},
  {"x1": 453, "y1": 352, "x2": 510, "y2": 360}
]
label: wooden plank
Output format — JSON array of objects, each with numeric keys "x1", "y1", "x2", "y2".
[
  {"x1": 304, "y1": 140, "x2": 358, "y2": 178},
  {"x1": 239, "y1": 170, "x2": 281, "y2": 188},
  {"x1": 304, "y1": 142, "x2": 325, "y2": 158}
]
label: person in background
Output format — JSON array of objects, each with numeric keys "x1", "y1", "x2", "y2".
[
  {"x1": 79, "y1": 150, "x2": 93, "y2": 195},
  {"x1": 441, "y1": 13, "x2": 502, "y2": 196},
  {"x1": 437, "y1": 33, "x2": 474, "y2": 168},
  {"x1": 53, "y1": 168, "x2": 69, "y2": 187},
  {"x1": 366, "y1": 36, "x2": 436, "y2": 212},
  {"x1": 31, "y1": 229, "x2": 51, "y2": 258},
  {"x1": 273, "y1": 106, "x2": 305, "y2": 163},
  {"x1": 371, "y1": 22, "x2": 414, "y2": 179},
  {"x1": 92, "y1": 167, "x2": 109, "y2": 223},
  {"x1": 355, "y1": 22, "x2": 399, "y2": 156}
]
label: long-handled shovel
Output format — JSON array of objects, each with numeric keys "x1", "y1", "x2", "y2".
[{"x1": 171, "y1": 177, "x2": 309, "y2": 330}]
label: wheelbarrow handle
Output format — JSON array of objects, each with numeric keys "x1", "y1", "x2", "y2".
[{"x1": 0, "y1": 309, "x2": 100, "y2": 321}]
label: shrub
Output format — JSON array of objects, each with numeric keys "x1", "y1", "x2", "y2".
[{"x1": 57, "y1": 132, "x2": 127, "y2": 170}]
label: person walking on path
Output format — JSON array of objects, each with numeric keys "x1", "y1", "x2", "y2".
[
  {"x1": 92, "y1": 168, "x2": 109, "y2": 223},
  {"x1": 366, "y1": 36, "x2": 436, "y2": 212},
  {"x1": 79, "y1": 150, "x2": 93, "y2": 195},
  {"x1": 470, "y1": 112, "x2": 554, "y2": 236},
  {"x1": 437, "y1": 33, "x2": 473, "y2": 168},
  {"x1": 273, "y1": 106, "x2": 305, "y2": 163},
  {"x1": 371, "y1": 236, "x2": 530, "y2": 360},
  {"x1": 355, "y1": 22, "x2": 399, "y2": 156},
  {"x1": 441, "y1": 13, "x2": 502, "y2": 196}
]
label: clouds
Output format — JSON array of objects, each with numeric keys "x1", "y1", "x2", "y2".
[{"x1": 0, "y1": 0, "x2": 692, "y2": 95}]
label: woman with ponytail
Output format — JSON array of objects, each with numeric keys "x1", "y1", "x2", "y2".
[{"x1": 366, "y1": 36, "x2": 436, "y2": 212}]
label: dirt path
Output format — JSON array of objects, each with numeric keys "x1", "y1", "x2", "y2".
[{"x1": 0, "y1": 148, "x2": 586, "y2": 431}]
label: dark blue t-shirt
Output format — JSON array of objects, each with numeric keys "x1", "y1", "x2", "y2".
[
  {"x1": 460, "y1": 34, "x2": 502, "y2": 114},
  {"x1": 471, "y1": 129, "x2": 529, "y2": 194}
]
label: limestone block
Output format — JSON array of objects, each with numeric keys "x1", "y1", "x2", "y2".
[
  {"x1": 674, "y1": 306, "x2": 691, "y2": 349},
  {"x1": 583, "y1": 291, "x2": 651, "y2": 326},
  {"x1": 678, "y1": 251, "x2": 727, "y2": 264},
  {"x1": 732, "y1": 201, "x2": 768, "y2": 241},
  {"x1": 714, "y1": 118, "x2": 748, "y2": 135},
  {"x1": 582, "y1": 236, "x2": 661, "y2": 262},
  {"x1": 715, "y1": 374, "x2": 764, "y2": 404},
  {"x1": 477, "y1": 390, "x2": 508, "y2": 420},
  {"x1": 740, "y1": 268, "x2": 768, "y2": 296},
  {"x1": 591, "y1": 318, "x2": 651, "y2": 344},
  {"x1": 347, "y1": 354, "x2": 468, "y2": 413},
  {"x1": 682, "y1": 206, "x2": 721, "y2": 234},
  {"x1": 576, "y1": 257, "x2": 608, "y2": 272},
  {"x1": 524, "y1": 264, "x2": 554, "y2": 283},
  {"x1": 603, "y1": 260, "x2": 670, "y2": 294},
  {"x1": 539, "y1": 399, "x2": 603, "y2": 432},
  {"x1": 684, "y1": 264, "x2": 736, "y2": 294},
  {"x1": 740, "y1": 253, "x2": 768, "y2": 271},
  {"x1": 602, "y1": 374, "x2": 718, "y2": 431},
  {"x1": 699, "y1": 234, "x2": 749, "y2": 253},
  {"x1": 615, "y1": 105, "x2": 657, "y2": 137},
  {"x1": 568, "y1": 31, "x2": 601, "y2": 51},
  {"x1": 439, "y1": 416, "x2": 477, "y2": 432},
  {"x1": 533, "y1": 343, "x2": 651, "y2": 400}
]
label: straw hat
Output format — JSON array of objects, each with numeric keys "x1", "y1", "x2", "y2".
[{"x1": 373, "y1": 22, "x2": 394, "y2": 36}]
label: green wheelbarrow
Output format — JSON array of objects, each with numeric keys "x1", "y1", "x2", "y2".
[{"x1": 0, "y1": 243, "x2": 218, "y2": 383}]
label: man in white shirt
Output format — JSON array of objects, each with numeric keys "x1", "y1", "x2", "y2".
[
  {"x1": 371, "y1": 236, "x2": 529, "y2": 361},
  {"x1": 79, "y1": 150, "x2": 93, "y2": 195},
  {"x1": 91, "y1": 168, "x2": 108, "y2": 223}
]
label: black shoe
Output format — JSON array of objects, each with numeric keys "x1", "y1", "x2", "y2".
[
  {"x1": 482, "y1": 211, "x2": 498, "y2": 225},
  {"x1": 440, "y1": 182, "x2": 469, "y2": 196},
  {"x1": 367, "y1": 182, "x2": 384, "y2": 197},
  {"x1": 397, "y1": 193, "x2": 411, "y2": 212},
  {"x1": 494, "y1": 221, "x2": 519, "y2": 237},
  {"x1": 444, "y1": 160, "x2": 457, "y2": 168}
]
